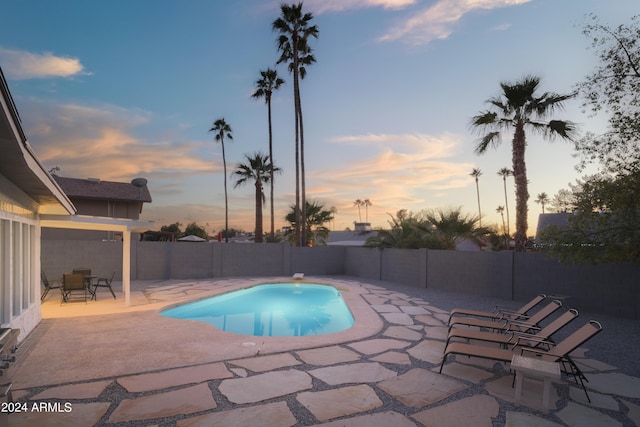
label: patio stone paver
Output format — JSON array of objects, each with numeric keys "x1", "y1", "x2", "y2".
[
  {"x1": 108, "y1": 383, "x2": 216, "y2": 423},
  {"x1": 312, "y1": 410, "x2": 415, "y2": 427},
  {"x1": 229, "y1": 353, "x2": 301, "y2": 372},
  {"x1": 435, "y1": 361, "x2": 495, "y2": 383},
  {"x1": 176, "y1": 401, "x2": 296, "y2": 427},
  {"x1": 399, "y1": 305, "x2": 430, "y2": 315},
  {"x1": 505, "y1": 411, "x2": 564, "y2": 427},
  {"x1": 117, "y1": 362, "x2": 233, "y2": 393},
  {"x1": 31, "y1": 380, "x2": 112, "y2": 400},
  {"x1": 348, "y1": 338, "x2": 411, "y2": 355},
  {"x1": 370, "y1": 351, "x2": 412, "y2": 365},
  {"x1": 361, "y1": 295, "x2": 388, "y2": 305},
  {"x1": 569, "y1": 387, "x2": 619, "y2": 410},
  {"x1": 370, "y1": 304, "x2": 400, "y2": 313},
  {"x1": 407, "y1": 339, "x2": 445, "y2": 364},
  {"x1": 412, "y1": 394, "x2": 499, "y2": 427},
  {"x1": 423, "y1": 324, "x2": 448, "y2": 340},
  {"x1": 585, "y1": 372, "x2": 640, "y2": 398},
  {"x1": 296, "y1": 345, "x2": 361, "y2": 365},
  {"x1": 8, "y1": 402, "x2": 111, "y2": 427},
  {"x1": 230, "y1": 367, "x2": 248, "y2": 377},
  {"x1": 297, "y1": 384, "x2": 382, "y2": 421},
  {"x1": 218, "y1": 369, "x2": 312, "y2": 404},
  {"x1": 623, "y1": 399, "x2": 640, "y2": 426},
  {"x1": 309, "y1": 362, "x2": 397, "y2": 385},
  {"x1": 556, "y1": 402, "x2": 623, "y2": 427},
  {"x1": 380, "y1": 312, "x2": 414, "y2": 325},
  {"x1": 414, "y1": 314, "x2": 444, "y2": 326},
  {"x1": 378, "y1": 368, "x2": 469, "y2": 408},
  {"x1": 382, "y1": 325, "x2": 423, "y2": 341},
  {"x1": 575, "y1": 358, "x2": 618, "y2": 372}
]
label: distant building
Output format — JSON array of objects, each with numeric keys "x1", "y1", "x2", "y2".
[
  {"x1": 354, "y1": 222, "x2": 372, "y2": 232},
  {"x1": 535, "y1": 212, "x2": 571, "y2": 246},
  {"x1": 42, "y1": 176, "x2": 152, "y2": 240}
]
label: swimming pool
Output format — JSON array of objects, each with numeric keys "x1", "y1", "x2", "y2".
[{"x1": 160, "y1": 283, "x2": 355, "y2": 336}]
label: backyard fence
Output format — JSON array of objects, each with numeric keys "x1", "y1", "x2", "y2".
[{"x1": 41, "y1": 240, "x2": 640, "y2": 319}]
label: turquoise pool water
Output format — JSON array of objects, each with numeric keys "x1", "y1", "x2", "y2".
[{"x1": 160, "y1": 283, "x2": 355, "y2": 336}]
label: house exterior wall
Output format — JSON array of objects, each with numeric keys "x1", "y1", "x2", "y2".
[
  {"x1": 40, "y1": 242, "x2": 640, "y2": 319},
  {"x1": 0, "y1": 174, "x2": 42, "y2": 340}
]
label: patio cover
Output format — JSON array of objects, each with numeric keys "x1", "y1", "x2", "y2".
[{"x1": 40, "y1": 214, "x2": 153, "y2": 306}]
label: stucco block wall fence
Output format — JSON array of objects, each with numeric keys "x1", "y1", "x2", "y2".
[{"x1": 41, "y1": 240, "x2": 640, "y2": 319}]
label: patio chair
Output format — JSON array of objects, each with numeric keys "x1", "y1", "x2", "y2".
[
  {"x1": 41, "y1": 271, "x2": 61, "y2": 302},
  {"x1": 61, "y1": 273, "x2": 88, "y2": 304},
  {"x1": 448, "y1": 299, "x2": 563, "y2": 333},
  {"x1": 446, "y1": 308, "x2": 579, "y2": 349},
  {"x1": 94, "y1": 272, "x2": 117, "y2": 299},
  {"x1": 439, "y1": 320, "x2": 603, "y2": 402},
  {"x1": 448, "y1": 293, "x2": 547, "y2": 325}
]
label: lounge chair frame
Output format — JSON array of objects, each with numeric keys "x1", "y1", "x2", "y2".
[
  {"x1": 448, "y1": 293, "x2": 546, "y2": 325},
  {"x1": 439, "y1": 320, "x2": 603, "y2": 402}
]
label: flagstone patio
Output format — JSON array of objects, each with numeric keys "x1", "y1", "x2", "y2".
[{"x1": 6, "y1": 276, "x2": 639, "y2": 426}]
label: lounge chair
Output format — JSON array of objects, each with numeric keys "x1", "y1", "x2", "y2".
[
  {"x1": 448, "y1": 293, "x2": 546, "y2": 325},
  {"x1": 61, "y1": 273, "x2": 88, "y2": 304},
  {"x1": 448, "y1": 299, "x2": 563, "y2": 333},
  {"x1": 94, "y1": 272, "x2": 117, "y2": 299},
  {"x1": 446, "y1": 308, "x2": 579, "y2": 349},
  {"x1": 439, "y1": 320, "x2": 603, "y2": 402},
  {"x1": 41, "y1": 271, "x2": 61, "y2": 302}
]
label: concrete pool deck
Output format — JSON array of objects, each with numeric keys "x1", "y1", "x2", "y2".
[{"x1": 7, "y1": 276, "x2": 640, "y2": 426}]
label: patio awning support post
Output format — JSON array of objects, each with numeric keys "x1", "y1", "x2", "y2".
[{"x1": 123, "y1": 228, "x2": 131, "y2": 306}]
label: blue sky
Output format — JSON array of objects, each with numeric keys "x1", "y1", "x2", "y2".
[{"x1": 0, "y1": 0, "x2": 634, "y2": 236}]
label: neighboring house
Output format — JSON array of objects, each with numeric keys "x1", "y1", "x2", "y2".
[
  {"x1": 535, "y1": 212, "x2": 571, "y2": 246},
  {"x1": 0, "y1": 68, "x2": 75, "y2": 337},
  {"x1": 42, "y1": 176, "x2": 151, "y2": 240}
]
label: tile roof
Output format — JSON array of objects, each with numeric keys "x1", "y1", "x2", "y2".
[{"x1": 53, "y1": 176, "x2": 152, "y2": 203}]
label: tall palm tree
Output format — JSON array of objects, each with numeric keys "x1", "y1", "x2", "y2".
[
  {"x1": 232, "y1": 153, "x2": 281, "y2": 243},
  {"x1": 273, "y1": 2, "x2": 318, "y2": 247},
  {"x1": 535, "y1": 192, "x2": 550, "y2": 214},
  {"x1": 353, "y1": 199, "x2": 363, "y2": 222},
  {"x1": 496, "y1": 206, "x2": 506, "y2": 235},
  {"x1": 208, "y1": 118, "x2": 233, "y2": 243},
  {"x1": 363, "y1": 199, "x2": 372, "y2": 223},
  {"x1": 470, "y1": 168, "x2": 483, "y2": 227},
  {"x1": 471, "y1": 75, "x2": 575, "y2": 251},
  {"x1": 252, "y1": 68, "x2": 285, "y2": 242},
  {"x1": 497, "y1": 167, "x2": 513, "y2": 237}
]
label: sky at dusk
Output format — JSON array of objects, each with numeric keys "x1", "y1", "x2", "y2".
[{"x1": 1, "y1": 0, "x2": 635, "y2": 236}]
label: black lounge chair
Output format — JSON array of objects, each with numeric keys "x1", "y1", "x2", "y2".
[
  {"x1": 61, "y1": 273, "x2": 88, "y2": 304},
  {"x1": 448, "y1": 293, "x2": 547, "y2": 325},
  {"x1": 41, "y1": 271, "x2": 60, "y2": 302},
  {"x1": 446, "y1": 308, "x2": 579, "y2": 349},
  {"x1": 94, "y1": 272, "x2": 117, "y2": 299},
  {"x1": 448, "y1": 299, "x2": 563, "y2": 333},
  {"x1": 440, "y1": 320, "x2": 603, "y2": 402}
]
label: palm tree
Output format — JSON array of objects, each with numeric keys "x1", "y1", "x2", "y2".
[
  {"x1": 535, "y1": 192, "x2": 550, "y2": 214},
  {"x1": 232, "y1": 153, "x2": 281, "y2": 243},
  {"x1": 273, "y1": 2, "x2": 318, "y2": 247},
  {"x1": 470, "y1": 168, "x2": 483, "y2": 227},
  {"x1": 252, "y1": 68, "x2": 285, "y2": 241},
  {"x1": 208, "y1": 118, "x2": 233, "y2": 243},
  {"x1": 471, "y1": 75, "x2": 575, "y2": 251},
  {"x1": 353, "y1": 199, "x2": 363, "y2": 222},
  {"x1": 284, "y1": 200, "x2": 333, "y2": 246},
  {"x1": 497, "y1": 167, "x2": 513, "y2": 237},
  {"x1": 496, "y1": 206, "x2": 506, "y2": 235},
  {"x1": 424, "y1": 208, "x2": 489, "y2": 250},
  {"x1": 363, "y1": 199, "x2": 372, "y2": 223}
]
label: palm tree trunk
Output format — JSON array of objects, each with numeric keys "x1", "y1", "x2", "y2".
[
  {"x1": 503, "y1": 176, "x2": 511, "y2": 237},
  {"x1": 298, "y1": 91, "x2": 307, "y2": 247},
  {"x1": 293, "y1": 73, "x2": 301, "y2": 247},
  {"x1": 255, "y1": 179, "x2": 263, "y2": 243},
  {"x1": 268, "y1": 97, "x2": 275, "y2": 241},
  {"x1": 512, "y1": 122, "x2": 529, "y2": 252},
  {"x1": 475, "y1": 178, "x2": 482, "y2": 227},
  {"x1": 222, "y1": 139, "x2": 229, "y2": 243}
]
